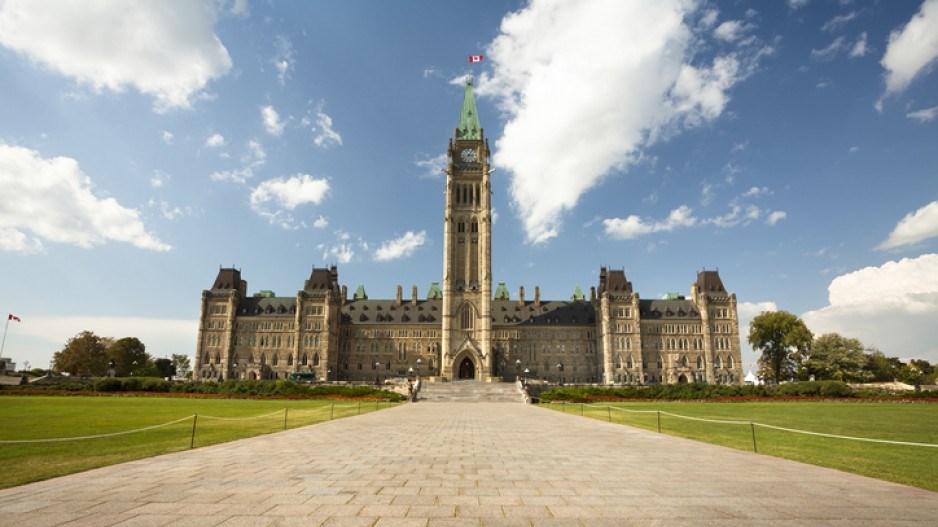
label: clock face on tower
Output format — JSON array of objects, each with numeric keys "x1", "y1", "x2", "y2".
[{"x1": 460, "y1": 148, "x2": 477, "y2": 163}]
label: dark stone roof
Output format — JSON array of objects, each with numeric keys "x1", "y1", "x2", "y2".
[
  {"x1": 598, "y1": 267, "x2": 632, "y2": 294},
  {"x1": 639, "y1": 299, "x2": 700, "y2": 320},
  {"x1": 492, "y1": 300, "x2": 595, "y2": 327},
  {"x1": 696, "y1": 270, "x2": 726, "y2": 293},
  {"x1": 237, "y1": 297, "x2": 296, "y2": 317},
  {"x1": 341, "y1": 299, "x2": 443, "y2": 324}
]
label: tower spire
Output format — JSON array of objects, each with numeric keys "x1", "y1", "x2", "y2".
[{"x1": 456, "y1": 79, "x2": 482, "y2": 140}]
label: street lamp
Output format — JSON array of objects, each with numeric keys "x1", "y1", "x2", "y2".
[
  {"x1": 375, "y1": 362, "x2": 381, "y2": 386},
  {"x1": 523, "y1": 368, "x2": 530, "y2": 386},
  {"x1": 557, "y1": 363, "x2": 563, "y2": 385}
]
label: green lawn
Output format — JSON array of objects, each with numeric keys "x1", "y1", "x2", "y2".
[
  {"x1": 545, "y1": 400, "x2": 938, "y2": 492},
  {"x1": 0, "y1": 396, "x2": 397, "y2": 489}
]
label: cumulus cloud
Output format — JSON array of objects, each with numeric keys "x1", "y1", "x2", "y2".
[
  {"x1": 374, "y1": 231, "x2": 428, "y2": 261},
  {"x1": 204, "y1": 133, "x2": 226, "y2": 149},
  {"x1": 313, "y1": 105, "x2": 342, "y2": 148},
  {"x1": 766, "y1": 210, "x2": 787, "y2": 226},
  {"x1": 881, "y1": 0, "x2": 938, "y2": 96},
  {"x1": 313, "y1": 215, "x2": 328, "y2": 229},
  {"x1": 249, "y1": 173, "x2": 330, "y2": 229},
  {"x1": 738, "y1": 301, "x2": 779, "y2": 367},
  {"x1": 161, "y1": 131, "x2": 174, "y2": 145},
  {"x1": 317, "y1": 230, "x2": 366, "y2": 264},
  {"x1": 787, "y1": 0, "x2": 810, "y2": 10},
  {"x1": 0, "y1": 1, "x2": 232, "y2": 112},
  {"x1": 0, "y1": 142, "x2": 170, "y2": 253},
  {"x1": 802, "y1": 254, "x2": 938, "y2": 362},
  {"x1": 907, "y1": 105, "x2": 938, "y2": 122},
  {"x1": 210, "y1": 140, "x2": 266, "y2": 184},
  {"x1": 850, "y1": 32, "x2": 868, "y2": 58},
  {"x1": 604, "y1": 206, "x2": 696, "y2": 240},
  {"x1": 878, "y1": 201, "x2": 938, "y2": 249},
  {"x1": 150, "y1": 170, "x2": 169, "y2": 188},
  {"x1": 476, "y1": 0, "x2": 768, "y2": 244},
  {"x1": 261, "y1": 105, "x2": 285, "y2": 137},
  {"x1": 713, "y1": 20, "x2": 753, "y2": 42},
  {"x1": 272, "y1": 35, "x2": 294, "y2": 86},
  {"x1": 414, "y1": 152, "x2": 447, "y2": 179}
]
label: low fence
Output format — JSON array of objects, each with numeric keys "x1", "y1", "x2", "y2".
[
  {"x1": 0, "y1": 400, "x2": 397, "y2": 447},
  {"x1": 540, "y1": 401, "x2": 938, "y2": 452}
]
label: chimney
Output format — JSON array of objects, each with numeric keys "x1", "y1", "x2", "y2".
[
  {"x1": 590, "y1": 286, "x2": 597, "y2": 302},
  {"x1": 518, "y1": 286, "x2": 525, "y2": 307},
  {"x1": 534, "y1": 286, "x2": 541, "y2": 308},
  {"x1": 411, "y1": 286, "x2": 418, "y2": 306},
  {"x1": 341, "y1": 285, "x2": 348, "y2": 302},
  {"x1": 396, "y1": 285, "x2": 403, "y2": 306}
]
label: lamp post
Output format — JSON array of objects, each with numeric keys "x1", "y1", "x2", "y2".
[
  {"x1": 233, "y1": 360, "x2": 239, "y2": 380},
  {"x1": 326, "y1": 368, "x2": 331, "y2": 383},
  {"x1": 523, "y1": 368, "x2": 530, "y2": 386},
  {"x1": 415, "y1": 358, "x2": 422, "y2": 380},
  {"x1": 515, "y1": 359, "x2": 521, "y2": 382},
  {"x1": 375, "y1": 362, "x2": 381, "y2": 386},
  {"x1": 557, "y1": 363, "x2": 563, "y2": 385}
]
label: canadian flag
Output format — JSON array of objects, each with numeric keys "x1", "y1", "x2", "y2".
[
  {"x1": 8, "y1": 314, "x2": 20, "y2": 322},
  {"x1": 468, "y1": 55, "x2": 484, "y2": 63}
]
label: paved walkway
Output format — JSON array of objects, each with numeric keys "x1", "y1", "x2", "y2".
[{"x1": 1, "y1": 403, "x2": 935, "y2": 527}]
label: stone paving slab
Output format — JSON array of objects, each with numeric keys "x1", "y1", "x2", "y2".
[{"x1": 1, "y1": 402, "x2": 936, "y2": 526}]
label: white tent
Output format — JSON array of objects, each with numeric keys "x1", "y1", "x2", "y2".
[{"x1": 744, "y1": 368, "x2": 763, "y2": 386}]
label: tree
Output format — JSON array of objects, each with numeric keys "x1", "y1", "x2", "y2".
[
  {"x1": 748, "y1": 311, "x2": 813, "y2": 384},
  {"x1": 865, "y1": 349, "x2": 901, "y2": 382},
  {"x1": 172, "y1": 354, "x2": 191, "y2": 378},
  {"x1": 802, "y1": 333, "x2": 871, "y2": 383},
  {"x1": 52, "y1": 331, "x2": 109, "y2": 376},
  {"x1": 153, "y1": 358, "x2": 175, "y2": 378},
  {"x1": 106, "y1": 337, "x2": 151, "y2": 377}
]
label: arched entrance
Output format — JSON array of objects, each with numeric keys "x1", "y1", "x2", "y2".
[
  {"x1": 458, "y1": 357, "x2": 475, "y2": 379},
  {"x1": 677, "y1": 374, "x2": 689, "y2": 384}
]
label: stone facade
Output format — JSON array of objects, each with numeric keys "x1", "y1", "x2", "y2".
[{"x1": 195, "y1": 82, "x2": 743, "y2": 385}]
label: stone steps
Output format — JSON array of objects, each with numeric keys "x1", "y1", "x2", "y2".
[{"x1": 418, "y1": 380, "x2": 523, "y2": 403}]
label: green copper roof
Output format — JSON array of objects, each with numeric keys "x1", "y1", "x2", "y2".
[
  {"x1": 456, "y1": 80, "x2": 481, "y2": 140},
  {"x1": 571, "y1": 286, "x2": 585, "y2": 302},
  {"x1": 494, "y1": 281, "x2": 509, "y2": 300},
  {"x1": 427, "y1": 282, "x2": 442, "y2": 300},
  {"x1": 354, "y1": 284, "x2": 367, "y2": 300}
]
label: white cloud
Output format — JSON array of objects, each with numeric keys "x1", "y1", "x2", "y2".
[
  {"x1": 313, "y1": 215, "x2": 328, "y2": 229},
  {"x1": 374, "y1": 231, "x2": 428, "y2": 261},
  {"x1": 0, "y1": 142, "x2": 170, "y2": 253},
  {"x1": 742, "y1": 186, "x2": 771, "y2": 198},
  {"x1": 766, "y1": 210, "x2": 787, "y2": 225},
  {"x1": 881, "y1": 0, "x2": 938, "y2": 96},
  {"x1": 603, "y1": 206, "x2": 696, "y2": 240},
  {"x1": 250, "y1": 173, "x2": 330, "y2": 229},
  {"x1": 738, "y1": 301, "x2": 779, "y2": 368},
  {"x1": 204, "y1": 133, "x2": 226, "y2": 148},
  {"x1": 802, "y1": 254, "x2": 938, "y2": 362},
  {"x1": 849, "y1": 32, "x2": 868, "y2": 58},
  {"x1": 0, "y1": 1, "x2": 232, "y2": 112},
  {"x1": 227, "y1": 0, "x2": 249, "y2": 17},
  {"x1": 414, "y1": 152, "x2": 447, "y2": 179},
  {"x1": 700, "y1": 182, "x2": 716, "y2": 205},
  {"x1": 878, "y1": 200, "x2": 938, "y2": 249},
  {"x1": 787, "y1": 0, "x2": 810, "y2": 10},
  {"x1": 150, "y1": 170, "x2": 169, "y2": 188},
  {"x1": 811, "y1": 37, "x2": 846, "y2": 61},
  {"x1": 713, "y1": 20, "x2": 753, "y2": 42},
  {"x1": 10, "y1": 316, "x2": 197, "y2": 373},
  {"x1": 318, "y1": 230, "x2": 365, "y2": 264},
  {"x1": 476, "y1": 0, "x2": 766, "y2": 244},
  {"x1": 210, "y1": 140, "x2": 266, "y2": 184},
  {"x1": 261, "y1": 105, "x2": 285, "y2": 137},
  {"x1": 849, "y1": 146, "x2": 860, "y2": 154},
  {"x1": 147, "y1": 198, "x2": 192, "y2": 221},
  {"x1": 272, "y1": 35, "x2": 294, "y2": 86},
  {"x1": 907, "y1": 105, "x2": 938, "y2": 122},
  {"x1": 822, "y1": 11, "x2": 859, "y2": 32},
  {"x1": 312, "y1": 105, "x2": 342, "y2": 148},
  {"x1": 730, "y1": 141, "x2": 748, "y2": 153},
  {"x1": 698, "y1": 9, "x2": 719, "y2": 30},
  {"x1": 161, "y1": 130, "x2": 174, "y2": 145}
]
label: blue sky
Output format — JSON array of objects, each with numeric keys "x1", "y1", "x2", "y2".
[{"x1": 1, "y1": 0, "x2": 937, "y2": 372}]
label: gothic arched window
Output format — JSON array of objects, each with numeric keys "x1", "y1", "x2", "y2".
[{"x1": 461, "y1": 303, "x2": 475, "y2": 330}]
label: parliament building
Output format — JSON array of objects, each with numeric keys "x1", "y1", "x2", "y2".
[{"x1": 196, "y1": 82, "x2": 743, "y2": 386}]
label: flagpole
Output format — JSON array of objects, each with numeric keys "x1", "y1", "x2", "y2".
[{"x1": 0, "y1": 317, "x2": 9, "y2": 358}]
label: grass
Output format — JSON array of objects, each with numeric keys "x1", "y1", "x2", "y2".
[
  {"x1": 545, "y1": 400, "x2": 938, "y2": 493},
  {"x1": 0, "y1": 396, "x2": 398, "y2": 489}
]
